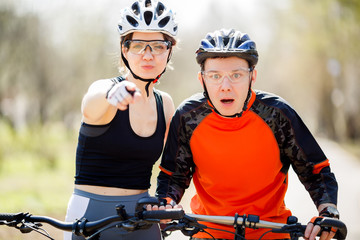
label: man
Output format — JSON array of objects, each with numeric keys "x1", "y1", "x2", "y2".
[{"x1": 156, "y1": 29, "x2": 339, "y2": 240}]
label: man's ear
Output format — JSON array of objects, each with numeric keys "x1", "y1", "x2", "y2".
[
  {"x1": 198, "y1": 71, "x2": 204, "y2": 86},
  {"x1": 251, "y1": 68, "x2": 257, "y2": 84}
]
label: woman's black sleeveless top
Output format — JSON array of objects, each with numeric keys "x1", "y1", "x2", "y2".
[{"x1": 75, "y1": 77, "x2": 166, "y2": 189}]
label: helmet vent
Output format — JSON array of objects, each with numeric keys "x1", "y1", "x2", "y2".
[
  {"x1": 158, "y1": 16, "x2": 170, "y2": 28},
  {"x1": 223, "y1": 37, "x2": 230, "y2": 47},
  {"x1": 195, "y1": 29, "x2": 258, "y2": 66},
  {"x1": 126, "y1": 15, "x2": 139, "y2": 27},
  {"x1": 118, "y1": 0, "x2": 177, "y2": 37},
  {"x1": 145, "y1": 0, "x2": 152, "y2": 7},
  {"x1": 156, "y1": 2, "x2": 165, "y2": 16},
  {"x1": 234, "y1": 39, "x2": 242, "y2": 48},
  {"x1": 131, "y1": 2, "x2": 140, "y2": 15},
  {"x1": 144, "y1": 11, "x2": 153, "y2": 25}
]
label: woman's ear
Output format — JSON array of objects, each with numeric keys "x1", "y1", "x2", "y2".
[{"x1": 121, "y1": 44, "x2": 127, "y2": 59}]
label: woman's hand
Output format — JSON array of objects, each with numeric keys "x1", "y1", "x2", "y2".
[
  {"x1": 146, "y1": 203, "x2": 183, "y2": 224},
  {"x1": 106, "y1": 80, "x2": 141, "y2": 110}
]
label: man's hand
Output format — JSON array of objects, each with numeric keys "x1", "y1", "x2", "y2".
[{"x1": 304, "y1": 204, "x2": 339, "y2": 240}]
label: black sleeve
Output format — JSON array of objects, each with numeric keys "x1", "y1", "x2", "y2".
[
  {"x1": 155, "y1": 109, "x2": 195, "y2": 203},
  {"x1": 280, "y1": 106, "x2": 338, "y2": 207}
]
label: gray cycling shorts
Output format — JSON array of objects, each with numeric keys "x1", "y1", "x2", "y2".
[{"x1": 64, "y1": 188, "x2": 162, "y2": 240}]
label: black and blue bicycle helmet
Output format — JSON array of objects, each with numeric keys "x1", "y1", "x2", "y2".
[{"x1": 196, "y1": 29, "x2": 258, "y2": 68}]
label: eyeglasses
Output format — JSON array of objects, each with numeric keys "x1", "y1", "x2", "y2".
[
  {"x1": 124, "y1": 40, "x2": 172, "y2": 55},
  {"x1": 202, "y1": 67, "x2": 251, "y2": 84}
]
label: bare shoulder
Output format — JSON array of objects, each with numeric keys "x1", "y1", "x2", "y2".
[
  {"x1": 157, "y1": 90, "x2": 173, "y2": 104},
  {"x1": 87, "y1": 79, "x2": 113, "y2": 92},
  {"x1": 156, "y1": 90, "x2": 175, "y2": 119},
  {"x1": 81, "y1": 78, "x2": 117, "y2": 125}
]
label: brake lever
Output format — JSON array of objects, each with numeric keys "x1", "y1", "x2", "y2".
[
  {"x1": 162, "y1": 221, "x2": 183, "y2": 232},
  {"x1": 272, "y1": 223, "x2": 305, "y2": 239},
  {"x1": 161, "y1": 220, "x2": 199, "y2": 237},
  {"x1": 18, "y1": 222, "x2": 43, "y2": 233},
  {"x1": 179, "y1": 215, "x2": 207, "y2": 237}
]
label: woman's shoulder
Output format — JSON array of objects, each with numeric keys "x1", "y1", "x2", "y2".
[
  {"x1": 154, "y1": 89, "x2": 173, "y2": 105},
  {"x1": 154, "y1": 89, "x2": 175, "y2": 121},
  {"x1": 87, "y1": 78, "x2": 115, "y2": 91}
]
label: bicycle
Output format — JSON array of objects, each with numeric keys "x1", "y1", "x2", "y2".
[{"x1": 0, "y1": 197, "x2": 347, "y2": 240}]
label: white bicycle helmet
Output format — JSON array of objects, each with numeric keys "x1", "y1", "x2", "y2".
[{"x1": 118, "y1": 0, "x2": 178, "y2": 37}]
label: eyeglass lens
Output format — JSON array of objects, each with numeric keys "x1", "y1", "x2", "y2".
[
  {"x1": 203, "y1": 69, "x2": 250, "y2": 84},
  {"x1": 125, "y1": 40, "x2": 170, "y2": 55}
]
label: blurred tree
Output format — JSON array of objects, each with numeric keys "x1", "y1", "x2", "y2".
[
  {"x1": 0, "y1": 5, "x2": 118, "y2": 130},
  {"x1": 0, "y1": 7, "x2": 46, "y2": 128},
  {"x1": 336, "y1": 0, "x2": 360, "y2": 140},
  {"x1": 269, "y1": 0, "x2": 360, "y2": 141},
  {"x1": 1, "y1": 0, "x2": 359, "y2": 142}
]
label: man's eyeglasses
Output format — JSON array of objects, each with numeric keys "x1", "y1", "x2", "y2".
[
  {"x1": 201, "y1": 67, "x2": 251, "y2": 84},
  {"x1": 124, "y1": 40, "x2": 172, "y2": 55}
]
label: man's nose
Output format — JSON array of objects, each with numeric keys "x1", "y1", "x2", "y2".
[{"x1": 220, "y1": 76, "x2": 232, "y2": 91}]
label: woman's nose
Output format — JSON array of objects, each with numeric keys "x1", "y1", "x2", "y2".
[{"x1": 142, "y1": 46, "x2": 154, "y2": 60}]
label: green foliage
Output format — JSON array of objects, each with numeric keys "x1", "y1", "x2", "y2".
[{"x1": 0, "y1": 120, "x2": 77, "y2": 215}]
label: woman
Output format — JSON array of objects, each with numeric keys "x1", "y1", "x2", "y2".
[{"x1": 64, "y1": 0, "x2": 177, "y2": 239}]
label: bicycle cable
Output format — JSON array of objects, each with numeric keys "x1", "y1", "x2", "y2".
[
  {"x1": 204, "y1": 226, "x2": 246, "y2": 240},
  {"x1": 18, "y1": 222, "x2": 54, "y2": 240},
  {"x1": 258, "y1": 229, "x2": 273, "y2": 240},
  {"x1": 87, "y1": 223, "x2": 117, "y2": 240}
]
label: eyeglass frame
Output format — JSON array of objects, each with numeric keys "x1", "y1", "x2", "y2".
[
  {"x1": 201, "y1": 67, "x2": 252, "y2": 85},
  {"x1": 123, "y1": 39, "x2": 172, "y2": 55}
]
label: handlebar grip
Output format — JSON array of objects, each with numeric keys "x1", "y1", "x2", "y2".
[
  {"x1": 142, "y1": 209, "x2": 185, "y2": 220},
  {"x1": 0, "y1": 213, "x2": 23, "y2": 221},
  {"x1": 334, "y1": 230, "x2": 347, "y2": 240},
  {"x1": 321, "y1": 218, "x2": 347, "y2": 240}
]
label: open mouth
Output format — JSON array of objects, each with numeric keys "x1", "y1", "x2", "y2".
[{"x1": 220, "y1": 98, "x2": 234, "y2": 104}]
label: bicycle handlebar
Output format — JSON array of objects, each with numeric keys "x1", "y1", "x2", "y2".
[
  {"x1": 0, "y1": 209, "x2": 185, "y2": 233},
  {"x1": 184, "y1": 213, "x2": 347, "y2": 240},
  {"x1": 0, "y1": 197, "x2": 347, "y2": 240}
]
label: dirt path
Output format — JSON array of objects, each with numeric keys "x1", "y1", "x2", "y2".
[{"x1": 164, "y1": 138, "x2": 360, "y2": 240}]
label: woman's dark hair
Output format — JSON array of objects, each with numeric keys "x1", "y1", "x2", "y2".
[{"x1": 121, "y1": 33, "x2": 176, "y2": 47}]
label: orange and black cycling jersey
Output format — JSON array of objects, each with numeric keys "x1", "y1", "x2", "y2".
[{"x1": 156, "y1": 90, "x2": 338, "y2": 239}]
